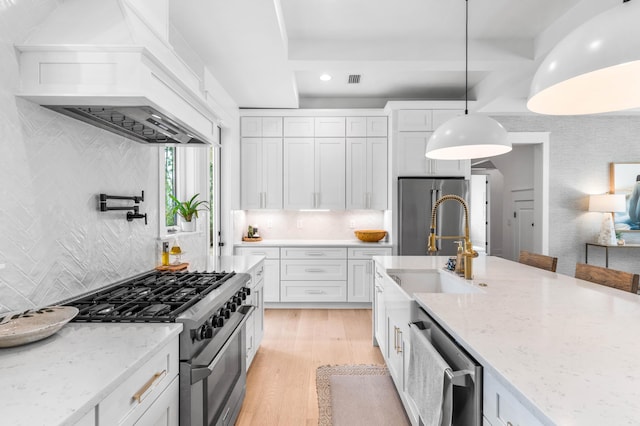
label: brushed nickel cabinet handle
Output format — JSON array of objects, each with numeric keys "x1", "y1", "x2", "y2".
[
  {"x1": 305, "y1": 289, "x2": 324, "y2": 294},
  {"x1": 305, "y1": 268, "x2": 325, "y2": 273},
  {"x1": 305, "y1": 252, "x2": 325, "y2": 256},
  {"x1": 132, "y1": 370, "x2": 166, "y2": 403}
]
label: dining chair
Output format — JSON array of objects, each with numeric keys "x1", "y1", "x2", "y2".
[
  {"x1": 518, "y1": 250, "x2": 558, "y2": 272},
  {"x1": 575, "y1": 263, "x2": 639, "y2": 293}
]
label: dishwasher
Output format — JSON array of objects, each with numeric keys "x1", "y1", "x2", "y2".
[{"x1": 408, "y1": 308, "x2": 482, "y2": 426}]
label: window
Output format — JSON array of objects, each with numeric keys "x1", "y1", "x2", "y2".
[{"x1": 165, "y1": 146, "x2": 177, "y2": 227}]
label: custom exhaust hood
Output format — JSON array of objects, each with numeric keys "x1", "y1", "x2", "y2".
[{"x1": 15, "y1": 0, "x2": 220, "y2": 146}]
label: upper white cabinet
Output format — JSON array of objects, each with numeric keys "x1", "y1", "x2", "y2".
[
  {"x1": 432, "y1": 109, "x2": 464, "y2": 129},
  {"x1": 346, "y1": 138, "x2": 388, "y2": 209},
  {"x1": 240, "y1": 117, "x2": 283, "y2": 209},
  {"x1": 314, "y1": 117, "x2": 345, "y2": 137},
  {"x1": 346, "y1": 116, "x2": 388, "y2": 137},
  {"x1": 284, "y1": 117, "x2": 314, "y2": 137},
  {"x1": 241, "y1": 117, "x2": 283, "y2": 137},
  {"x1": 397, "y1": 110, "x2": 432, "y2": 131},
  {"x1": 284, "y1": 138, "x2": 345, "y2": 209},
  {"x1": 240, "y1": 138, "x2": 283, "y2": 209},
  {"x1": 396, "y1": 132, "x2": 469, "y2": 177}
]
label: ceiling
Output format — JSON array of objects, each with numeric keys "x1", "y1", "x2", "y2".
[{"x1": 170, "y1": 0, "x2": 620, "y2": 112}]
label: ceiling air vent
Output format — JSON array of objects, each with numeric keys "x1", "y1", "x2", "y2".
[{"x1": 348, "y1": 74, "x2": 361, "y2": 84}]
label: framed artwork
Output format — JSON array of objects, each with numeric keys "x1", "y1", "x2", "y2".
[{"x1": 610, "y1": 162, "x2": 640, "y2": 231}]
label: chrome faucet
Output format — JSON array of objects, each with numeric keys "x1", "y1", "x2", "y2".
[{"x1": 428, "y1": 194, "x2": 478, "y2": 279}]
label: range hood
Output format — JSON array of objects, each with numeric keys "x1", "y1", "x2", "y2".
[{"x1": 15, "y1": 0, "x2": 219, "y2": 146}]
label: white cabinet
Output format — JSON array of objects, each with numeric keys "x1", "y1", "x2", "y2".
[
  {"x1": 280, "y1": 247, "x2": 347, "y2": 302},
  {"x1": 314, "y1": 117, "x2": 345, "y2": 137},
  {"x1": 347, "y1": 247, "x2": 392, "y2": 302},
  {"x1": 240, "y1": 138, "x2": 283, "y2": 209},
  {"x1": 346, "y1": 138, "x2": 387, "y2": 209},
  {"x1": 284, "y1": 138, "x2": 345, "y2": 209},
  {"x1": 484, "y1": 371, "x2": 544, "y2": 426},
  {"x1": 234, "y1": 247, "x2": 280, "y2": 303},
  {"x1": 245, "y1": 259, "x2": 265, "y2": 369},
  {"x1": 397, "y1": 110, "x2": 432, "y2": 131},
  {"x1": 432, "y1": 109, "x2": 463, "y2": 129},
  {"x1": 373, "y1": 265, "x2": 386, "y2": 353},
  {"x1": 241, "y1": 117, "x2": 283, "y2": 137},
  {"x1": 396, "y1": 131, "x2": 469, "y2": 177},
  {"x1": 284, "y1": 117, "x2": 314, "y2": 137},
  {"x1": 99, "y1": 337, "x2": 179, "y2": 426},
  {"x1": 346, "y1": 116, "x2": 388, "y2": 137}
]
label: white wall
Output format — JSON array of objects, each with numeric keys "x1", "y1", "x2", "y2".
[{"x1": 495, "y1": 115, "x2": 640, "y2": 276}]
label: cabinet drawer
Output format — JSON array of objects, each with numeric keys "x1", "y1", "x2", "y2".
[
  {"x1": 132, "y1": 375, "x2": 179, "y2": 426},
  {"x1": 483, "y1": 372, "x2": 544, "y2": 426},
  {"x1": 348, "y1": 247, "x2": 393, "y2": 259},
  {"x1": 281, "y1": 259, "x2": 347, "y2": 281},
  {"x1": 281, "y1": 247, "x2": 346, "y2": 259},
  {"x1": 314, "y1": 117, "x2": 345, "y2": 137},
  {"x1": 284, "y1": 117, "x2": 314, "y2": 137},
  {"x1": 235, "y1": 247, "x2": 280, "y2": 259},
  {"x1": 281, "y1": 281, "x2": 347, "y2": 302},
  {"x1": 99, "y1": 338, "x2": 179, "y2": 425},
  {"x1": 367, "y1": 117, "x2": 388, "y2": 137}
]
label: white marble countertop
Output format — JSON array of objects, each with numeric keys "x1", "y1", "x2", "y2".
[
  {"x1": 233, "y1": 239, "x2": 392, "y2": 247},
  {"x1": 0, "y1": 322, "x2": 182, "y2": 426},
  {"x1": 208, "y1": 255, "x2": 265, "y2": 273},
  {"x1": 373, "y1": 255, "x2": 640, "y2": 425}
]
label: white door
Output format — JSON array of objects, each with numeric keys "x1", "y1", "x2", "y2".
[
  {"x1": 396, "y1": 132, "x2": 430, "y2": 175},
  {"x1": 514, "y1": 200, "x2": 535, "y2": 260},
  {"x1": 346, "y1": 138, "x2": 367, "y2": 209},
  {"x1": 240, "y1": 138, "x2": 262, "y2": 209},
  {"x1": 262, "y1": 138, "x2": 283, "y2": 209},
  {"x1": 368, "y1": 138, "x2": 388, "y2": 209}
]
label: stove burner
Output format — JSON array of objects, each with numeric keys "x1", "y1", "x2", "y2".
[
  {"x1": 137, "y1": 304, "x2": 171, "y2": 317},
  {"x1": 128, "y1": 287, "x2": 151, "y2": 299},
  {"x1": 170, "y1": 287, "x2": 196, "y2": 302},
  {"x1": 88, "y1": 303, "x2": 117, "y2": 316}
]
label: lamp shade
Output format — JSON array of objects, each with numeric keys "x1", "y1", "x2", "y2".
[
  {"x1": 588, "y1": 194, "x2": 626, "y2": 213},
  {"x1": 425, "y1": 114, "x2": 511, "y2": 160},
  {"x1": 527, "y1": 1, "x2": 640, "y2": 115}
]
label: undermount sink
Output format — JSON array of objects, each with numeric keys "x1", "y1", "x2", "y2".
[{"x1": 388, "y1": 270, "x2": 483, "y2": 294}]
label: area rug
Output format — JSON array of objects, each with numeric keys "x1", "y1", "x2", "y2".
[{"x1": 316, "y1": 364, "x2": 411, "y2": 426}]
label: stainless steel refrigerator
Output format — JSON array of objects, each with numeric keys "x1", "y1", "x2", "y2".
[{"x1": 398, "y1": 177, "x2": 469, "y2": 256}]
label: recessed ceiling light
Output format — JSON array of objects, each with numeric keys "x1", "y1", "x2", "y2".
[{"x1": 319, "y1": 73, "x2": 332, "y2": 82}]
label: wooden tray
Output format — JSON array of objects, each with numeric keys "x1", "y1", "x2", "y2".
[
  {"x1": 155, "y1": 263, "x2": 189, "y2": 272},
  {"x1": 242, "y1": 237, "x2": 263, "y2": 242}
]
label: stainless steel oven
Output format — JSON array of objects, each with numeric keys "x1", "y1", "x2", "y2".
[
  {"x1": 62, "y1": 270, "x2": 254, "y2": 426},
  {"x1": 181, "y1": 304, "x2": 254, "y2": 426}
]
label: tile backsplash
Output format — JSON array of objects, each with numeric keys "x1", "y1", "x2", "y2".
[{"x1": 234, "y1": 210, "x2": 388, "y2": 241}]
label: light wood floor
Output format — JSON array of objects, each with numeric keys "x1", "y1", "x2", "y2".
[{"x1": 236, "y1": 309, "x2": 385, "y2": 426}]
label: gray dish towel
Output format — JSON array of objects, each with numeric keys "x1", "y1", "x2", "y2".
[{"x1": 407, "y1": 323, "x2": 450, "y2": 426}]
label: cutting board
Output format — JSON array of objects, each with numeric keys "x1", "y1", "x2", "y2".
[{"x1": 155, "y1": 263, "x2": 189, "y2": 272}]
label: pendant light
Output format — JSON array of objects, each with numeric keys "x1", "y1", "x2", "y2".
[
  {"x1": 528, "y1": 0, "x2": 640, "y2": 115},
  {"x1": 425, "y1": 0, "x2": 510, "y2": 160}
]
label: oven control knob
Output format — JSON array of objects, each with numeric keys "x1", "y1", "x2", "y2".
[
  {"x1": 238, "y1": 291, "x2": 247, "y2": 301},
  {"x1": 222, "y1": 308, "x2": 231, "y2": 319},
  {"x1": 243, "y1": 287, "x2": 251, "y2": 296},
  {"x1": 196, "y1": 324, "x2": 213, "y2": 341},
  {"x1": 212, "y1": 316, "x2": 224, "y2": 328},
  {"x1": 233, "y1": 296, "x2": 243, "y2": 305},
  {"x1": 229, "y1": 302, "x2": 237, "y2": 312}
]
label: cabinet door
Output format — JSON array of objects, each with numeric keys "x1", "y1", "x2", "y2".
[
  {"x1": 262, "y1": 117, "x2": 283, "y2": 137},
  {"x1": 263, "y1": 259, "x2": 280, "y2": 302},
  {"x1": 132, "y1": 376, "x2": 179, "y2": 426},
  {"x1": 397, "y1": 110, "x2": 432, "y2": 131},
  {"x1": 262, "y1": 138, "x2": 283, "y2": 209},
  {"x1": 346, "y1": 138, "x2": 367, "y2": 209},
  {"x1": 346, "y1": 117, "x2": 367, "y2": 137},
  {"x1": 240, "y1": 138, "x2": 263, "y2": 209},
  {"x1": 430, "y1": 158, "x2": 470, "y2": 177},
  {"x1": 284, "y1": 138, "x2": 315, "y2": 209},
  {"x1": 315, "y1": 117, "x2": 345, "y2": 137},
  {"x1": 315, "y1": 138, "x2": 345, "y2": 209},
  {"x1": 254, "y1": 282, "x2": 264, "y2": 347},
  {"x1": 367, "y1": 117, "x2": 388, "y2": 137},
  {"x1": 396, "y1": 132, "x2": 430, "y2": 176},
  {"x1": 431, "y1": 109, "x2": 464, "y2": 129},
  {"x1": 367, "y1": 138, "x2": 388, "y2": 209},
  {"x1": 373, "y1": 270, "x2": 386, "y2": 354},
  {"x1": 386, "y1": 316, "x2": 404, "y2": 389},
  {"x1": 241, "y1": 117, "x2": 261, "y2": 137},
  {"x1": 347, "y1": 259, "x2": 371, "y2": 302},
  {"x1": 284, "y1": 117, "x2": 314, "y2": 137}
]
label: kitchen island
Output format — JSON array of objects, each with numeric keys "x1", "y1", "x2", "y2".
[{"x1": 374, "y1": 254, "x2": 640, "y2": 426}]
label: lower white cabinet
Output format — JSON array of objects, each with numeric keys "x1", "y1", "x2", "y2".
[
  {"x1": 483, "y1": 371, "x2": 544, "y2": 426},
  {"x1": 98, "y1": 337, "x2": 179, "y2": 426},
  {"x1": 246, "y1": 260, "x2": 265, "y2": 370},
  {"x1": 347, "y1": 247, "x2": 392, "y2": 303},
  {"x1": 234, "y1": 247, "x2": 280, "y2": 302}
]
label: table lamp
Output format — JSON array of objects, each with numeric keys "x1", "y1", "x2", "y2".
[{"x1": 588, "y1": 194, "x2": 626, "y2": 245}]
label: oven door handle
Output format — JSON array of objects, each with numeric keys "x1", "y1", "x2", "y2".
[{"x1": 190, "y1": 305, "x2": 256, "y2": 385}]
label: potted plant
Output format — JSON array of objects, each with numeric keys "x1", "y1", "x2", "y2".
[{"x1": 168, "y1": 193, "x2": 209, "y2": 232}]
